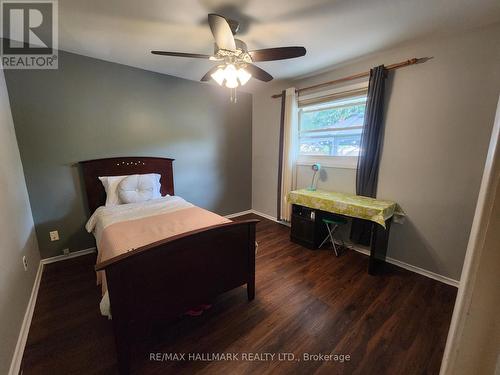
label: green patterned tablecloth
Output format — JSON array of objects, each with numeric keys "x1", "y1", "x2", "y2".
[{"x1": 287, "y1": 189, "x2": 403, "y2": 228}]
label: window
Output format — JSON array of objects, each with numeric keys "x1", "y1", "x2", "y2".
[{"x1": 297, "y1": 88, "x2": 367, "y2": 168}]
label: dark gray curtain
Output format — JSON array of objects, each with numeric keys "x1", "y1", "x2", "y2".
[{"x1": 351, "y1": 65, "x2": 387, "y2": 245}]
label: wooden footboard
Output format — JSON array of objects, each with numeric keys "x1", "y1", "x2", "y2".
[{"x1": 95, "y1": 219, "x2": 258, "y2": 374}]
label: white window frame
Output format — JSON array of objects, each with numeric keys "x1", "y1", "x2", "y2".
[{"x1": 296, "y1": 81, "x2": 368, "y2": 169}]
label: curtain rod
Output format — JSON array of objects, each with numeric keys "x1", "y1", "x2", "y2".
[{"x1": 270, "y1": 57, "x2": 433, "y2": 98}]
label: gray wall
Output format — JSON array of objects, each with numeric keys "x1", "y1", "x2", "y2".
[
  {"x1": 5, "y1": 51, "x2": 252, "y2": 259},
  {"x1": 252, "y1": 23, "x2": 500, "y2": 280},
  {"x1": 0, "y1": 70, "x2": 40, "y2": 374}
]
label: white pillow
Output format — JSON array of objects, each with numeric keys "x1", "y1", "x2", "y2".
[
  {"x1": 99, "y1": 175, "x2": 127, "y2": 206},
  {"x1": 99, "y1": 173, "x2": 162, "y2": 206},
  {"x1": 118, "y1": 174, "x2": 156, "y2": 204},
  {"x1": 153, "y1": 174, "x2": 162, "y2": 198}
]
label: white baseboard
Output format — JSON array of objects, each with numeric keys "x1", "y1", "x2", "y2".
[
  {"x1": 384, "y1": 256, "x2": 459, "y2": 287},
  {"x1": 345, "y1": 243, "x2": 459, "y2": 287},
  {"x1": 225, "y1": 209, "x2": 289, "y2": 226},
  {"x1": 8, "y1": 261, "x2": 44, "y2": 375},
  {"x1": 224, "y1": 209, "x2": 278, "y2": 222},
  {"x1": 249, "y1": 210, "x2": 282, "y2": 223},
  {"x1": 41, "y1": 247, "x2": 96, "y2": 265},
  {"x1": 224, "y1": 210, "x2": 254, "y2": 219}
]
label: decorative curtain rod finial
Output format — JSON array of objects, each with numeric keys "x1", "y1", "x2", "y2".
[{"x1": 415, "y1": 56, "x2": 434, "y2": 64}]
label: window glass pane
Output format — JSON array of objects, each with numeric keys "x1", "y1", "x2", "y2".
[
  {"x1": 301, "y1": 104, "x2": 365, "y2": 132},
  {"x1": 299, "y1": 128, "x2": 362, "y2": 156},
  {"x1": 299, "y1": 95, "x2": 366, "y2": 157}
]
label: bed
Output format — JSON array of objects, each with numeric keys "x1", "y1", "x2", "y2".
[{"x1": 79, "y1": 157, "x2": 258, "y2": 374}]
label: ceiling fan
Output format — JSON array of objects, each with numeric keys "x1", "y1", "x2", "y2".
[{"x1": 151, "y1": 14, "x2": 306, "y2": 91}]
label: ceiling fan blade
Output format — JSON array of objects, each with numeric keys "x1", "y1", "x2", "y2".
[
  {"x1": 245, "y1": 64, "x2": 273, "y2": 82},
  {"x1": 208, "y1": 14, "x2": 236, "y2": 51},
  {"x1": 151, "y1": 51, "x2": 211, "y2": 59},
  {"x1": 249, "y1": 47, "x2": 306, "y2": 62},
  {"x1": 200, "y1": 66, "x2": 219, "y2": 82}
]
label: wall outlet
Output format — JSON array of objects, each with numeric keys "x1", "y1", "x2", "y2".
[
  {"x1": 22, "y1": 256, "x2": 28, "y2": 271},
  {"x1": 49, "y1": 230, "x2": 59, "y2": 241},
  {"x1": 63, "y1": 248, "x2": 70, "y2": 255}
]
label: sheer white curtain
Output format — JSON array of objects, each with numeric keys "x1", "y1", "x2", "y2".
[{"x1": 279, "y1": 87, "x2": 299, "y2": 222}]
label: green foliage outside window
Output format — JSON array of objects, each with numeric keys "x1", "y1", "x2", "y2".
[{"x1": 301, "y1": 104, "x2": 366, "y2": 131}]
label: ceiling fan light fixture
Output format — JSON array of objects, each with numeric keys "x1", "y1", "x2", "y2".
[
  {"x1": 210, "y1": 67, "x2": 225, "y2": 86},
  {"x1": 225, "y1": 77, "x2": 239, "y2": 88},
  {"x1": 211, "y1": 64, "x2": 252, "y2": 88},
  {"x1": 237, "y1": 67, "x2": 251, "y2": 85},
  {"x1": 223, "y1": 64, "x2": 239, "y2": 88},
  {"x1": 224, "y1": 64, "x2": 237, "y2": 78},
  {"x1": 210, "y1": 64, "x2": 239, "y2": 87}
]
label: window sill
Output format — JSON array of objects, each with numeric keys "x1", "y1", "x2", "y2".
[{"x1": 296, "y1": 156, "x2": 358, "y2": 169}]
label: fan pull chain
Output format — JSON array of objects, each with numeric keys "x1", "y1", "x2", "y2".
[{"x1": 230, "y1": 88, "x2": 238, "y2": 103}]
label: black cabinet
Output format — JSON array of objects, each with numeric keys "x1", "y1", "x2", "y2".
[{"x1": 290, "y1": 204, "x2": 328, "y2": 249}]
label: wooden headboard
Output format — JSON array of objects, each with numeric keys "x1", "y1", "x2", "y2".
[{"x1": 79, "y1": 157, "x2": 175, "y2": 214}]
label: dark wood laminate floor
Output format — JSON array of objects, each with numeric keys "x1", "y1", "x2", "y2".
[{"x1": 21, "y1": 214, "x2": 457, "y2": 375}]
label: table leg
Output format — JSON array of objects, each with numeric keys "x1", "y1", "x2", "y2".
[{"x1": 368, "y1": 218, "x2": 392, "y2": 275}]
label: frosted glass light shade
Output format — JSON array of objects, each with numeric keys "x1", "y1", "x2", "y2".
[
  {"x1": 225, "y1": 77, "x2": 239, "y2": 88},
  {"x1": 237, "y1": 68, "x2": 251, "y2": 85},
  {"x1": 210, "y1": 64, "x2": 252, "y2": 88},
  {"x1": 210, "y1": 68, "x2": 225, "y2": 86},
  {"x1": 224, "y1": 64, "x2": 237, "y2": 79},
  {"x1": 223, "y1": 64, "x2": 238, "y2": 88}
]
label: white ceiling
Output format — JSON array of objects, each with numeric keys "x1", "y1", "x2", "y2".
[{"x1": 59, "y1": 0, "x2": 500, "y2": 83}]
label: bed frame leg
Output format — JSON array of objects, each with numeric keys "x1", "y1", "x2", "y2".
[
  {"x1": 247, "y1": 280, "x2": 255, "y2": 301},
  {"x1": 113, "y1": 318, "x2": 131, "y2": 375}
]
